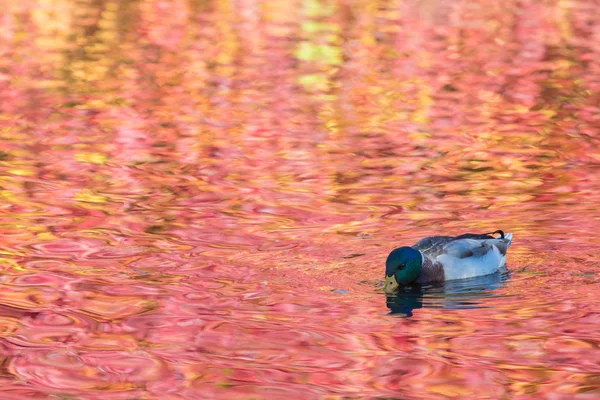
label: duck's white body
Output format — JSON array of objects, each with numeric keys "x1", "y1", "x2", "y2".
[{"x1": 414, "y1": 232, "x2": 513, "y2": 282}]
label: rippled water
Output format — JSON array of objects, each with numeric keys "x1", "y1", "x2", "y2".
[{"x1": 2, "y1": 0, "x2": 600, "y2": 398}]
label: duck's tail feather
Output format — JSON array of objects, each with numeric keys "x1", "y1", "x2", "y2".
[
  {"x1": 504, "y1": 232, "x2": 513, "y2": 248},
  {"x1": 484, "y1": 230, "x2": 513, "y2": 248}
]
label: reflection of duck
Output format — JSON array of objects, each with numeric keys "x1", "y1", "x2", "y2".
[
  {"x1": 386, "y1": 286, "x2": 424, "y2": 317},
  {"x1": 386, "y1": 272, "x2": 509, "y2": 317},
  {"x1": 384, "y1": 230, "x2": 513, "y2": 294}
]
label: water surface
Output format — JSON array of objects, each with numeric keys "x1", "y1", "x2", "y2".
[{"x1": 1, "y1": 1, "x2": 600, "y2": 398}]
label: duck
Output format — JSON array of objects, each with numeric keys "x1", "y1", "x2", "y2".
[{"x1": 384, "y1": 230, "x2": 513, "y2": 294}]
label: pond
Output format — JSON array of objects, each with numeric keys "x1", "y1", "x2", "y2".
[{"x1": 1, "y1": 0, "x2": 600, "y2": 398}]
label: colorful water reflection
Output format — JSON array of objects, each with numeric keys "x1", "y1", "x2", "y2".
[{"x1": 1, "y1": 0, "x2": 600, "y2": 398}]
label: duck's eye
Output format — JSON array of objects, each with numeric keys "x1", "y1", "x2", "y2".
[{"x1": 398, "y1": 264, "x2": 405, "y2": 270}]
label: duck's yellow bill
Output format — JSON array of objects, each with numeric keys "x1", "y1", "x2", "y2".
[{"x1": 384, "y1": 275, "x2": 399, "y2": 294}]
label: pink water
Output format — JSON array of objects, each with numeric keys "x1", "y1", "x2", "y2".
[{"x1": 1, "y1": 0, "x2": 600, "y2": 398}]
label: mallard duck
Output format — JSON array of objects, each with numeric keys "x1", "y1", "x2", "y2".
[{"x1": 384, "y1": 230, "x2": 513, "y2": 294}]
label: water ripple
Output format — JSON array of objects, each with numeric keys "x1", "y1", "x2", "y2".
[{"x1": 2, "y1": 1, "x2": 600, "y2": 397}]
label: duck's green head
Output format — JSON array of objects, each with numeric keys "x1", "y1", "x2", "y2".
[{"x1": 384, "y1": 247, "x2": 423, "y2": 294}]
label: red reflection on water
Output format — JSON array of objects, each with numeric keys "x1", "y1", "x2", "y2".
[{"x1": 1, "y1": 0, "x2": 600, "y2": 398}]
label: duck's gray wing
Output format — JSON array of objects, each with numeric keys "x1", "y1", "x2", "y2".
[
  {"x1": 412, "y1": 232, "x2": 506, "y2": 259},
  {"x1": 412, "y1": 236, "x2": 456, "y2": 258},
  {"x1": 440, "y1": 236, "x2": 511, "y2": 259}
]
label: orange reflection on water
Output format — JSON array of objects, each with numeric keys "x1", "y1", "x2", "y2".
[{"x1": 0, "y1": 0, "x2": 600, "y2": 398}]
